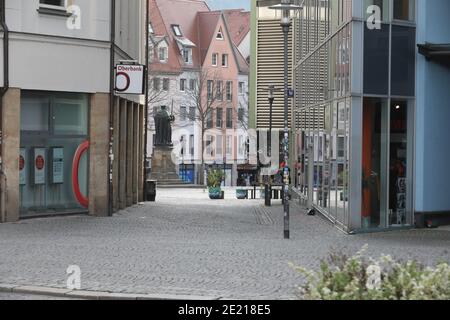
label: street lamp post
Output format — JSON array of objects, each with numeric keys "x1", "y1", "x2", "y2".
[
  {"x1": 270, "y1": 0, "x2": 302, "y2": 240},
  {"x1": 265, "y1": 85, "x2": 275, "y2": 207}
]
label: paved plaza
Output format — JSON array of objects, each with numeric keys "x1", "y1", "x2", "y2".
[{"x1": 0, "y1": 188, "x2": 449, "y2": 300}]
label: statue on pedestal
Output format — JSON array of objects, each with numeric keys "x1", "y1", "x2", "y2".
[{"x1": 154, "y1": 106, "x2": 175, "y2": 147}]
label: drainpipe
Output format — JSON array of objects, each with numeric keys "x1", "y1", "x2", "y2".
[
  {"x1": 143, "y1": 0, "x2": 149, "y2": 199},
  {"x1": 0, "y1": 0, "x2": 10, "y2": 222},
  {"x1": 108, "y1": 0, "x2": 116, "y2": 217}
]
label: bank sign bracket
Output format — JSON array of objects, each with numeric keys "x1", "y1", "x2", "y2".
[{"x1": 114, "y1": 62, "x2": 146, "y2": 95}]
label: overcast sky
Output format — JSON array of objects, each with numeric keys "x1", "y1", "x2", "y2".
[{"x1": 207, "y1": 0, "x2": 250, "y2": 10}]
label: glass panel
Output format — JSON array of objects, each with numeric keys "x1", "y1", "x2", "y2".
[
  {"x1": 329, "y1": 101, "x2": 338, "y2": 219},
  {"x1": 364, "y1": 24, "x2": 389, "y2": 95},
  {"x1": 393, "y1": 0, "x2": 415, "y2": 21},
  {"x1": 362, "y1": 98, "x2": 389, "y2": 229},
  {"x1": 391, "y1": 26, "x2": 416, "y2": 97},
  {"x1": 53, "y1": 94, "x2": 88, "y2": 135},
  {"x1": 336, "y1": 101, "x2": 346, "y2": 223},
  {"x1": 389, "y1": 100, "x2": 409, "y2": 226},
  {"x1": 20, "y1": 94, "x2": 49, "y2": 132},
  {"x1": 364, "y1": 0, "x2": 390, "y2": 22}
]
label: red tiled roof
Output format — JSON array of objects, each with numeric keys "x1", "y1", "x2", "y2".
[
  {"x1": 149, "y1": 0, "x2": 249, "y2": 74},
  {"x1": 222, "y1": 9, "x2": 250, "y2": 47},
  {"x1": 197, "y1": 11, "x2": 221, "y2": 63},
  {"x1": 149, "y1": 0, "x2": 210, "y2": 73}
]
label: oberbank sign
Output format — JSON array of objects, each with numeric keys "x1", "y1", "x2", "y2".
[{"x1": 115, "y1": 64, "x2": 146, "y2": 95}]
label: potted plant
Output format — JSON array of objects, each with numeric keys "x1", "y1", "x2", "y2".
[{"x1": 207, "y1": 169, "x2": 224, "y2": 200}]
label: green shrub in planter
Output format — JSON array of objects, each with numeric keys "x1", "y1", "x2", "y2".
[
  {"x1": 291, "y1": 245, "x2": 450, "y2": 300},
  {"x1": 207, "y1": 169, "x2": 224, "y2": 200}
]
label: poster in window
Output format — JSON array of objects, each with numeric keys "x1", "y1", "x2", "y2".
[
  {"x1": 50, "y1": 147, "x2": 64, "y2": 184},
  {"x1": 33, "y1": 148, "x2": 46, "y2": 185},
  {"x1": 19, "y1": 148, "x2": 27, "y2": 186}
]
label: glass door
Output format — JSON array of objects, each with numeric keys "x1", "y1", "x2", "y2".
[{"x1": 388, "y1": 100, "x2": 414, "y2": 227}]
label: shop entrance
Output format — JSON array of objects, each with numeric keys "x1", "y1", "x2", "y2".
[{"x1": 362, "y1": 98, "x2": 414, "y2": 229}]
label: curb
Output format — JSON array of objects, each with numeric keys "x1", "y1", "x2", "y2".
[{"x1": 0, "y1": 284, "x2": 221, "y2": 300}]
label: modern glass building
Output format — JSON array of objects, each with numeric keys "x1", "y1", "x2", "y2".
[{"x1": 292, "y1": 0, "x2": 450, "y2": 233}]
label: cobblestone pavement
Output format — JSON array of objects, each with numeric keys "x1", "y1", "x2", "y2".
[
  {"x1": 0, "y1": 188, "x2": 449, "y2": 300},
  {"x1": 0, "y1": 293, "x2": 80, "y2": 300}
]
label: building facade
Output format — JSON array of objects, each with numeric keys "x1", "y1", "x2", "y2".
[
  {"x1": 148, "y1": 0, "x2": 250, "y2": 186},
  {"x1": 292, "y1": 0, "x2": 450, "y2": 233},
  {"x1": 0, "y1": 0, "x2": 147, "y2": 223}
]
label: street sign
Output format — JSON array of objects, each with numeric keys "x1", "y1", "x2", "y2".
[
  {"x1": 287, "y1": 89, "x2": 294, "y2": 98},
  {"x1": 115, "y1": 64, "x2": 145, "y2": 95}
]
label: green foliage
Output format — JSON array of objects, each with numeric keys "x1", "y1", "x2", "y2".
[
  {"x1": 291, "y1": 245, "x2": 450, "y2": 300},
  {"x1": 207, "y1": 169, "x2": 224, "y2": 188}
]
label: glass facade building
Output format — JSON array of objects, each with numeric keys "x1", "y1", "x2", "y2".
[{"x1": 293, "y1": 0, "x2": 417, "y2": 232}]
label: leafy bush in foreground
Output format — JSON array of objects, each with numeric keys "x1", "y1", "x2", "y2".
[{"x1": 291, "y1": 245, "x2": 450, "y2": 300}]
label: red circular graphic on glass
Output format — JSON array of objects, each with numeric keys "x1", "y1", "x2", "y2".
[
  {"x1": 19, "y1": 156, "x2": 25, "y2": 171},
  {"x1": 35, "y1": 155, "x2": 45, "y2": 170}
]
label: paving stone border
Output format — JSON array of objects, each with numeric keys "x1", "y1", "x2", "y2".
[{"x1": 0, "y1": 283, "x2": 220, "y2": 300}]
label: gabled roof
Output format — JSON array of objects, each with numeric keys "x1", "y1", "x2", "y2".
[
  {"x1": 149, "y1": 0, "x2": 210, "y2": 73},
  {"x1": 222, "y1": 9, "x2": 250, "y2": 47},
  {"x1": 149, "y1": 0, "x2": 249, "y2": 75},
  {"x1": 197, "y1": 11, "x2": 221, "y2": 63}
]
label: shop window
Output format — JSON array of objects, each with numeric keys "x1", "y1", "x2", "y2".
[{"x1": 19, "y1": 91, "x2": 89, "y2": 217}]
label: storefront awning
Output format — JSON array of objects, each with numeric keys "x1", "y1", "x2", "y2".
[{"x1": 418, "y1": 43, "x2": 450, "y2": 60}]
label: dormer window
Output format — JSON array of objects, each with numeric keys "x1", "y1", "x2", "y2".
[
  {"x1": 148, "y1": 22, "x2": 154, "y2": 34},
  {"x1": 216, "y1": 27, "x2": 224, "y2": 40},
  {"x1": 182, "y1": 48, "x2": 193, "y2": 64},
  {"x1": 172, "y1": 24, "x2": 183, "y2": 37},
  {"x1": 159, "y1": 45, "x2": 168, "y2": 63}
]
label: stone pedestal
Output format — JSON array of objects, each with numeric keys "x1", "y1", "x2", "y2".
[{"x1": 150, "y1": 146, "x2": 187, "y2": 186}]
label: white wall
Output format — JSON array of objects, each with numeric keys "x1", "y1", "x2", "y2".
[{"x1": 3, "y1": 0, "x2": 146, "y2": 96}]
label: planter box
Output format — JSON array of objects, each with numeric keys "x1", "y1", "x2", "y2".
[
  {"x1": 236, "y1": 189, "x2": 248, "y2": 200},
  {"x1": 209, "y1": 187, "x2": 223, "y2": 200}
]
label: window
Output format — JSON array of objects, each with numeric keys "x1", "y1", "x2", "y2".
[
  {"x1": 171, "y1": 24, "x2": 182, "y2": 37},
  {"x1": 226, "y1": 135, "x2": 232, "y2": 155},
  {"x1": 216, "y1": 108, "x2": 223, "y2": 128},
  {"x1": 180, "y1": 79, "x2": 186, "y2": 92},
  {"x1": 163, "y1": 78, "x2": 170, "y2": 91},
  {"x1": 189, "y1": 79, "x2": 196, "y2": 91},
  {"x1": 190, "y1": 135, "x2": 194, "y2": 156},
  {"x1": 226, "y1": 108, "x2": 233, "y2": 129},
  {"x1": 148, "y1": 22, "x2": 154, "y2": 34},
  {"x1": 153, "y1": 78, "x2": 161, "y2": 91},
  {"x1": 222, "y1": 54, "x2": 228, "y2": 67},
  {"x1": 180, "y1": 106, "x2": 187, "y2": 121},
  {"x1": 216, "y1": 135, "x2": 223, "y2": 156},
  {"x1": 180, "y1": 136, "x2": 186, "y2": 156},
  {"x1": 39, "y1": 0, "x2": 65, "y2": 8},
  {"x1": 239, "y1": 82, "x2": 245, "y2": 95},
  {"x1": 159, "y1": 46, "x2": 168, "y2": 62},
  {"x1": 207, "y1": 80, "x2": 214, "y2": 100},
  {"x1": 189, "y1": 107, "x2": 196, "y2": 121},
  {"x1": 393, "y1": 0, "x2": 415, "y2": 22},
  {"x1": 182, "y1": 48, "x2": 192, "y2": 64},
  {"x1": 212, "y1": 53, "x2": 218, "y2": 66},
  {"x1": 226, "y1": 81, "x2": 233, "y2": 101},
  {"x1": 216, "y1": 27, "x2": 224, "y2": 40},
  {"x1": 216, "y1": 81, "x2": 223, "y2": 101},
  {"x1": 238, "y1": 108, "x2": 245, "y2": 122},
  {"x1": 206, "y1": 110, "x2": 213, "y2": 129}
]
